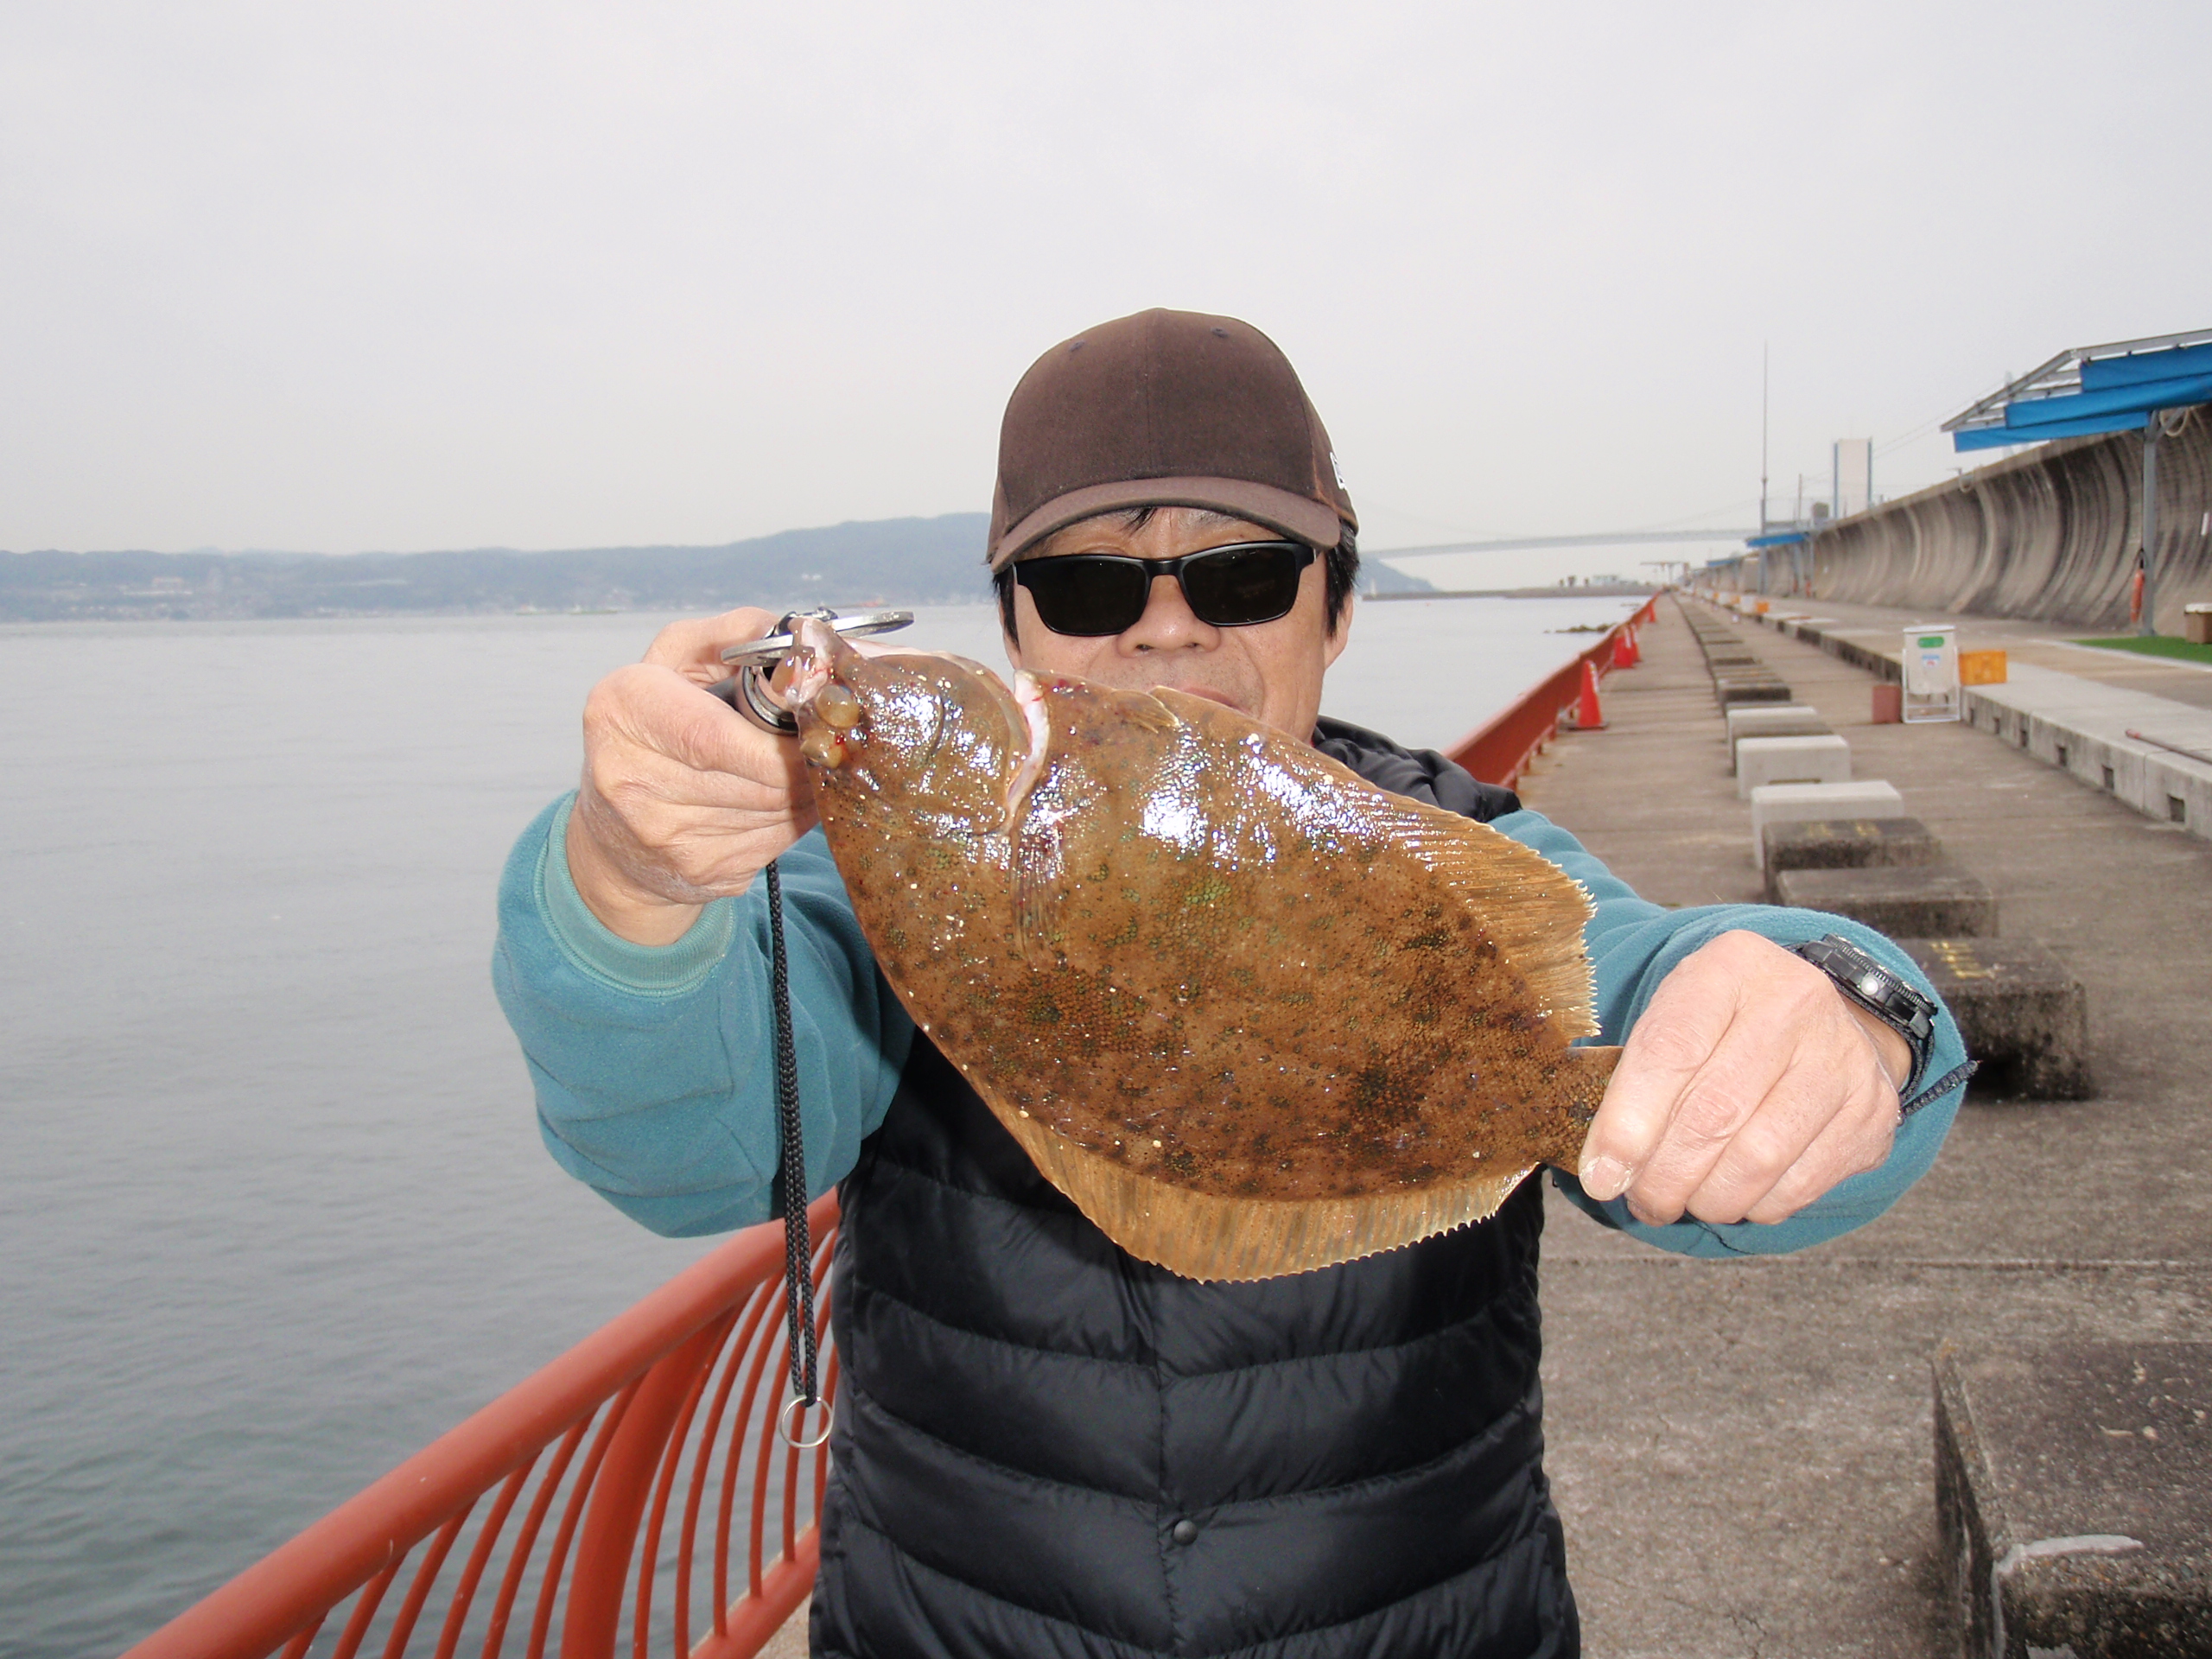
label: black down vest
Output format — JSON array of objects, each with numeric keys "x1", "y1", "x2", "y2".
[{"x1": 810, "y1": 718, "x2": 1579, "y2": 1659}]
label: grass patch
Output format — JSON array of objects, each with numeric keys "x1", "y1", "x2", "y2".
[{"x1": 2073, "y1": 635, "x2": 2212, "y2": 665}]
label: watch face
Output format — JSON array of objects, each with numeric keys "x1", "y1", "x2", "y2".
[{"x1": 1797, "y1": 936, "x2": 1936, "y2": 1040}]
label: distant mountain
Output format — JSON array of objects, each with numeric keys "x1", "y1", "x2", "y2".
[{"x1": 0, "y1": 513, "x2": 1433, "y2": 622}]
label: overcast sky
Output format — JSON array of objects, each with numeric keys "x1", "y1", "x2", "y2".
[{"x1": 4, "y1": 1, "x2": 2207, "y2": 563}]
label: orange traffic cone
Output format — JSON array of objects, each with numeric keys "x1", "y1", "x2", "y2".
[
  {"x1": 1567, "y1": 658, "x2": 1605, "y2": 729},
  {"x1": 1612, "y1": 627, "x2": 1641, "y2": 669}
]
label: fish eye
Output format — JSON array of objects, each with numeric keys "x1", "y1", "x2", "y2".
[{"x1": 817, "y1": 682, "x2": 864, "y2": 730}]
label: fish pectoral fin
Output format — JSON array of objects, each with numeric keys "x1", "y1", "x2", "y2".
[
  {"x1": 1106, "y1": 687, "x2": 1189, "y2": 734},
  {"x1": 1012, "y1": 819, "x2": 1061, "y2": 960},
  {"x1": 1365, "y1": 800, "x2": 1604, "y2": 1040}
]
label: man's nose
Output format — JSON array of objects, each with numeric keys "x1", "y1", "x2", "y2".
[{"x1": 1119, "y1": 572, "x2": 1220, "y2": 652}]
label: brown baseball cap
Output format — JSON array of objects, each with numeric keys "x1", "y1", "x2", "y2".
[{"x1": 986, "y1": 308, "x2": 1357, "y2": 570}]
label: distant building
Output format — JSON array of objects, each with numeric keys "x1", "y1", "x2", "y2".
[{"x1": 1833, "y1": 438, "x2": 1872, "y2": 519}]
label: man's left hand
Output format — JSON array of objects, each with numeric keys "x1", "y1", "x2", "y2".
[{"x1": 1576, "y1": 930, "x2": 1912, "y2": 1226}]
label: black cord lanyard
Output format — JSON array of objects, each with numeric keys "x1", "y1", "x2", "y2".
[{"x1": 766, "y1": 860, "x2": 828, "y2": 1446}]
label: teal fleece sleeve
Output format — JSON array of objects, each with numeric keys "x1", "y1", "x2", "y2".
[
  {"x1": 491, "y1": 795, "x2": 912, "y2": 1237},
  {"x1": 1487, "y1": 808, "x2": 1965, "y2": 1257}
]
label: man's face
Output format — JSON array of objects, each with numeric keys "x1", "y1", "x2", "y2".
[{"x1": 1003, "y1": 507, "x2": 1352, "y2": 741}]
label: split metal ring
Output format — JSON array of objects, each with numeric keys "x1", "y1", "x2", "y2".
[
  {"x1": 708, "y1": 608, "x2": 913, "y2": 735},
  {"x1": 779, "y1": 1393, "x2": 835, "y2": 1450}
]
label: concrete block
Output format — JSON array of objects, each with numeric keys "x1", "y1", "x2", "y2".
[
  {"x1": 1726, "y1": 702, "x2": 1825, "y2": 743},
  {"x1": 1751, "y1": 779, "x2": 1904, "y2": 861},
  {"x1": 1934, "y1": 1340, "x2": 2209, "y2": 1657},
  {"x1": 1763, "y1": 816, "x2": 1944, "y2": 896},
  {"x1": 1728, "y1": 706, "x2": 1834, "y2": 772},
  {"x1": 1733, "y1": 719, "x2": 1834, "y2": 772},
  {"x1": 1737, "y1": 734, "x2": 1853, "y2": 798},
  {"x1": 1717, "y1": 677, "x2": 1796, "y2": 708},
  {"x1": 1772, "y1": 862, "x2": 1998, "y2": 938},
  {"x1": 1900, "y1": 938, "x2": 2094, "y2": 1099}
]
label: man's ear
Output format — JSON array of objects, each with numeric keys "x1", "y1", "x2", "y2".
[
  {"x1": 997, "y1": 574, "x2": 1026, "y2": 670},
  {"x1": 1322, "y1": 594, "x2": 1355, "y2": 670}
]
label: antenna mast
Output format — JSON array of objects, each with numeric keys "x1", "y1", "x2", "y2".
[{"x1": 1759, "y1": 342, "x2": 1770, "y2": 534}]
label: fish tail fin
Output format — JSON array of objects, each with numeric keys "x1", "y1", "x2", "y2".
[{"x1": 1532, "y1": 1043, "x2": 1623, "y2": 1168}]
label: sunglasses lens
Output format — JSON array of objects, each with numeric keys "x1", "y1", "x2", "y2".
[
  {"x1": 1180, "y1": 544, "x2": 1309, "y2": 626},
  {"x1": 1017, "y1": 556, "x2": 1151, "y2": 636}
]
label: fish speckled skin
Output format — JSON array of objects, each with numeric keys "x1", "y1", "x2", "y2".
[{"x1": 787, "y1": 622, "x2": 1619, "y2": 1280}]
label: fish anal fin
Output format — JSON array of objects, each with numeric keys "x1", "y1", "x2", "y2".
[{"x1": 996, "y1": 1110, "x2": 1529, "y2": 1282}]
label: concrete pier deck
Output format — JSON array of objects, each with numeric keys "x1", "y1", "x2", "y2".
[{"x1": 1517, "y1": 596, "x2": 2212, "y2": 1657}]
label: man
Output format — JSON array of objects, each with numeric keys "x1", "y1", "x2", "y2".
[{"x1": 496, "y1": 309, "x2": 1966, "y2": 1657}]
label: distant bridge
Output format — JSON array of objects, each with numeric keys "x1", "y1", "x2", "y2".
[{"x1": 1375, "y1": 529, "x2": 1757, "y2": 558}]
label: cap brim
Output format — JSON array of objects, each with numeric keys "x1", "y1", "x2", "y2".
[{"x1": 988, "y1": 477, "x2": 1344, "y2": 571}]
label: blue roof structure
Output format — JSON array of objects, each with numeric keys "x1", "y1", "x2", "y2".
[{"x1": 1945, "y1": 329, "x2": 2212, "y2": 452}]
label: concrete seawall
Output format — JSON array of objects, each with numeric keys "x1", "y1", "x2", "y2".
[{"x1": 1738, "y1": 414, "x2": 2212, "y2": 632}]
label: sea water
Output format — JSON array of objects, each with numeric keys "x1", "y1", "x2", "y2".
[{"x1": 0, "y1": 593, "x2": 1640, "y2": 1657}]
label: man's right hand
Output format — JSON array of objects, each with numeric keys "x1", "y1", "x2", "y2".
[{"x1": 567, "y1": 607, "x2": 817, "y2": 945}]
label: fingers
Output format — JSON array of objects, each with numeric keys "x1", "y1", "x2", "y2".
[
  {"x1": 1578, "y1": 930, "x2": 1769, "y2": 1202},
  {"x1": 588, "y1": 663, "x2": 791, "y2": 787},
  {"x1": 569, "y1": 650, "x2": 819, "y2": 937},
  {"x1": 1677, "y1": 1031, "x2": 1897, "y2": 1224},
  {"x1": 1738, "y1": 1089, "x2": 1896, "y2": 1224},
  {"x1": 642, "y1": 607, "x2": 787, "y2": 682},
  {"x1": 1580, "y1": 931, "x2": 1902, "y2": 1227}
]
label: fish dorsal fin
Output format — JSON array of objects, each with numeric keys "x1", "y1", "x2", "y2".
[
  {"x1": 1147, "y1": 690, "x2": 1599, "y2": 1039},
  {"x1": 1351, "y1": 796, "x2": 1599, "y2": 1039}
]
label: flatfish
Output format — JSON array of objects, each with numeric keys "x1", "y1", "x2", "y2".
[{"x1": 781, "y1": 619, "x2": 1621, "y2": 1281}]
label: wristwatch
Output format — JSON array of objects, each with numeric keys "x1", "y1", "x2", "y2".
[{"x1": 1788, "y1": 933, "x2": 1937, "y2": 1103}]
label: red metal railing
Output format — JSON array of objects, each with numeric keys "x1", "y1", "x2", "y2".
[
  {"x1": 1446, "y1": 595, "x2": 1659, "y2": 786},
  {"x1": 123, "y1": 1194, "x2": 842, "y2": 1659}
]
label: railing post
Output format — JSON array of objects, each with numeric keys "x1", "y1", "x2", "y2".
[{"x1": 560, "y1": 1320, "x2": 726, "y2": 1659}]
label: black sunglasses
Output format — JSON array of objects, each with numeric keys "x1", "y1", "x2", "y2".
[{"x1": 1010, "y1": 540, "x2": 1319, "y2": 636}]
